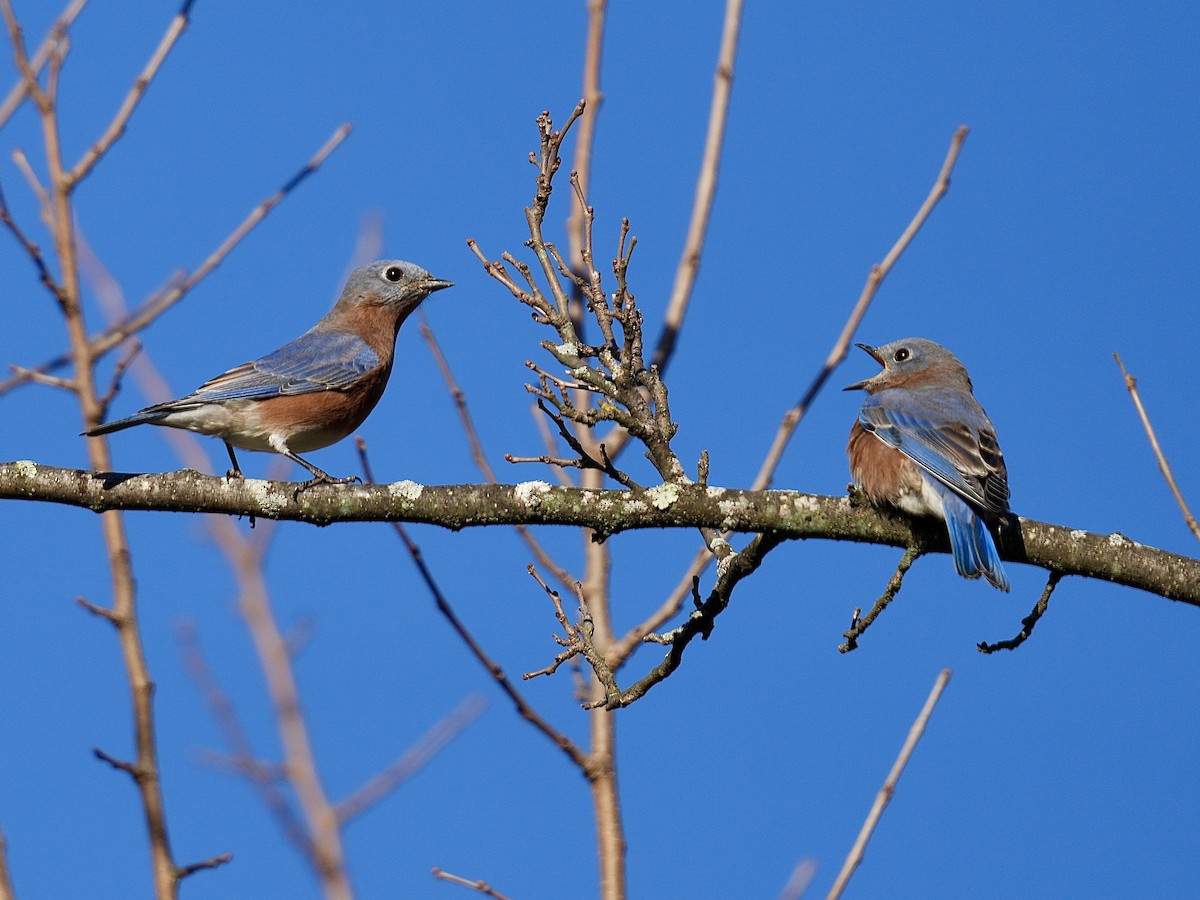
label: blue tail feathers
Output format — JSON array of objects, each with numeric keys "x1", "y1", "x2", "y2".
[{"x1": 941, "y1": 491, "x2": 1010, "y2": 591}]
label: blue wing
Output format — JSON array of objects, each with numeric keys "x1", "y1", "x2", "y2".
[
  {"x1": 859, "y1": 386, "x2": 1009, "y2": 514},
  {"x1": 179, "y1": 329, "x2": 380, "y2": 405}
]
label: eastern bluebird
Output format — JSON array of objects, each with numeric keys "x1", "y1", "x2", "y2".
[
  {"x1": 845, "y1": 338, "x2": 1011, "y2": 591},
  {"x1": 85, "y1": 259, "x2": 452, "y2": 483}
]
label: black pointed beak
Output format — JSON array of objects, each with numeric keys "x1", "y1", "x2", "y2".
[
  {"x1": 843, "y1": 343, "x2": 883, "y2": 391},
  {"x1": 424, "y1": 277, "x2": 454, "y2": 293}
]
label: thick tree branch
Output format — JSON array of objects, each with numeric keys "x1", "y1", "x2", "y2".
[{"x1": 2, "y1": 462, "x2": 1196, "y2": 606}]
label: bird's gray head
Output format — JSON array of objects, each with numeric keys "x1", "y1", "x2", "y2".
[
  {"x1": 335, "y1": 259, "x2": 454, "y2": 317},
  {"x1": 843, "y1": 337, "x2": 973, "y2": 393}
]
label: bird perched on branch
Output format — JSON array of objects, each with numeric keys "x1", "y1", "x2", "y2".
[
  {"x1": 845, "y1": 337, "x2": 1011, "y2": 590},
  {"x1": 86, "y1": 259, "x2": 453, "y2": 483}
]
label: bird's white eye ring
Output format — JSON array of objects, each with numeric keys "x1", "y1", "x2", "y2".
[
  {"x1": 893, "y1": 348, "x2": 910, "y2": 362},
  {"x1": 383, "y1": 266, "x2": 404, "y2": 283}
]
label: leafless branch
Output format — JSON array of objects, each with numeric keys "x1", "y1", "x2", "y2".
[
  {"x1": 826, "y1": 668, "x2": 952, "y2": 900},
  {"x1": 356, "y1": 440, "x2": 592, "y2": 771},
  {"x1": 839, "y1": 545, "x2": 923, "y2": 652},
  {"x1": 650, "y1": 0, "x2": 744, "y2": 375},
  {"x1": 0, "y1": 0, "x2": 86, "y2": 128},
  {"x1": 1115, "y1": 352, "x2": 1200, "y2": 542},
  {"x1": 335, "y1": 694, "x2": 487, "y2": 824},
  {"x1": 978, "y1": 572, "x2": 1062, "y2": 653},
  {"x1": 431, "y1": 868, "x2": 513, "y2": 900},
  {"x1": 66, "y1": 0, "x2": 195, "y2": 189},
  {"x1": 0, "y1": 122, "x2": 352, "y2": 396},
  {"x1": 754, "y1": 126, "x2": 970, "y2": 491}
]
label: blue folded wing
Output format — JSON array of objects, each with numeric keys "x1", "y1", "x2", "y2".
[{"x1": 186, "y1": 330, "x2": 380, "y2": 404}]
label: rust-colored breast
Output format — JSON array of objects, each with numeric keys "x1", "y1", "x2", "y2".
[{"x1": 847, "y1": 419, "x2": 922, "y2": 508}]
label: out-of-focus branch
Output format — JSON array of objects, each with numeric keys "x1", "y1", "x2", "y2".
[
  {"x1": 0, "y1": 822, "x2": 13, "y2": 900},
  {"x1": 1115, "y1": 353, "x2": 1200, "y2": 542},
  {"x1": 650, "y1": 0, "x2": 744, "y2": 376},
  {"x1": 420, "y1": 318, "x2": 578, "y2": 591},
  {"x1": 335, "y1": 694, "x2": 487, "y2": 825},
  {"x1": 1, "y1": 2, "x2": 195, "y2": 893},
  {"x1": 0, "y1": 122, "x2": 352, "y2": 396},
  {"x1": 0, "y1": 0, "x2": 85, "y2": 128},
  {"x1": 565, "y1": 0, "x2": 606, "y2": 270},
  {"x1": 431, "y1": 868, "x2": 513, "y2": 900},
  {"x1": 826, "y1": 669, "x2": 952, "y2": 900}
]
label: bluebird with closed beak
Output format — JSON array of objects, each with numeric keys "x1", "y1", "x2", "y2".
[
  {"x1": 845, "y1": 338, "x2": 1011, "y2": 590},
  {"x1": 86, "y1": 259, "x2": 453, "y2": 483}
]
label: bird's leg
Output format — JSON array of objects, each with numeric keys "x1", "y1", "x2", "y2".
[
  {"x1": 224, "y1": 442, "x2": 245, "y2": 480},
  {"x1": 287, "y1": 451, "x2": 360, "y2": 487}
]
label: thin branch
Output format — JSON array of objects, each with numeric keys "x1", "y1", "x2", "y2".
[
  {"x1": 839, "y1": 546, "x2": 923, "y2": 653},
  {"x1": 431, "y1": 868, "x2": 513, "y2": 900},
  {"x1": 0, "y1": 0, "x2": 86, "y2": 128},
  {"x1": 0, "y1": 821, "x2": 12, "y2": 900},
  {"x1": 650, "y1": 0, "x2": 744, "y2": 375},
  {"x1": 977, "y1": 572, "x2": 1062, "y2": 654},
  {"x1": 356, "y1": 440, "x2": 592, "y2": 770},
  {"x1": 334, "y1": 694, "x2": 487, "y2": 824},
  {"x1": 176, "y1": 620, "x2": 314, "y2": 859},
  {"x1": 0, "y1": 175, "x2": 64, "y2": 302},
  {"x1": 66, "y1": 0, "x2": 195, "y2": 188},
  {"x1": 754, "y1": 125, "x2": 970, "y2": 491},
  {"x1": 564, "y1": 0, "x2": 607, "y2": 270},
  {"x1": 420, "y1": 318, "x2": 577, "y2": 589},
  {"x1": 175, "y1": 853, "x2": 234, "y2": 881},
  {"x1": 826, "y1": 668, "x2": 953, "y2": 900},
  {"x1": 1115, "y1": 352, "x2": 1200, "y2": 542},
  {"x1": 0, "y1": 123, "x2": 352, "y2": 396}
]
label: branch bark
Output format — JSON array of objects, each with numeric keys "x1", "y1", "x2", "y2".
[{"x1": 3, "y1": 462, "x2": 1196, "y2": 606}]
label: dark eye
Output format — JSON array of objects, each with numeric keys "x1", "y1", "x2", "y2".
[
  {"x1": 384, "y1": 266, "x2": 403, "y2": 282},
  {"x1": 893, "y1": 348, "x2": 910, "y2": 362}
]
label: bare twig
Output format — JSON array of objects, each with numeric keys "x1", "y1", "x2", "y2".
[
  {"x1": 1115, "y1": 353, "x2": 1200, "y2": 542},
  {"x1": 978, "y1": 572, "x2": 1062, "y2": 653},
  {"x1": 0, "y1": 0, "x2": 86, "y2": 128},
  {"x1": 0, "y1": 123, "x2": 352, "y2": 396},
  {"x1": 565, "y1": 0, "x2": 607, "y2": 272},
  {"x1": 431, "y1": 868, "x2": 513, "y2": 900},
  {"x1": 335, "y1": 694, "x2": 487, "y2": 824},
  {"x1": 420, "y1": 318, "x2": 578, "y2": 589},
  {"x1": 650, "y1": 0, "x2": 744, "y2": 376},
  {"x1": 839, "y1": 546, "x2": 923, "y2": 653},
  {"x1": 66, "y1": 0, "x2": 195, "y2": 188},
  {"x1": 356, "y1": 439, "x2": 591, "y2": 771},
  {"x1": 826, "y1": 669, "x2": 953, "y2": 900},
  {"x1": 754, "y1": 126, "x2": 970, "y2": 491},
  {"x1": 0, "y1": 176, "x2": 64, "y2": 302}
]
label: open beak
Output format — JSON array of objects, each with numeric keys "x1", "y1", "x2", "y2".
[{"x1": 843, "y1": 343, "x2": 884, "y2": 391}]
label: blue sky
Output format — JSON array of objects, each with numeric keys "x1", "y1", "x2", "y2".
[{"x1": 2, "y1": 2, "x2": 1198, "y2": 897}]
